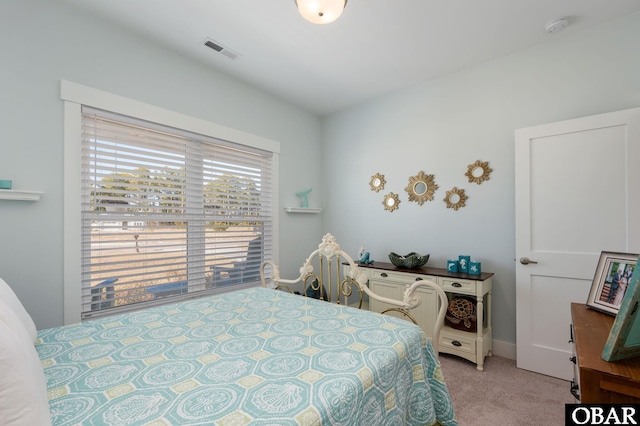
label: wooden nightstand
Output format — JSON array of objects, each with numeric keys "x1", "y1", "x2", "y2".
[{"x1": 571, "y1": 303, "x2": 640, "y2": 403}]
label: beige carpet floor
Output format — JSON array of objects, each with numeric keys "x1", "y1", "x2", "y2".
[{"x1": 438, "y1": 353, "x2": 575, "y2": 426}]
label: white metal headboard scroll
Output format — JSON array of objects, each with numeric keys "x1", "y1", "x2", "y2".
[{"x1": 260, "y1": 233, "x2": 448, "y2": 353}]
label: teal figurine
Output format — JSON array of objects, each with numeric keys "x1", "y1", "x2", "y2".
[
  {"x1": 358, "y1": 246, "x2": 374, "y2": 265},
  {"x1": 296, "y1": 188, "x2": 312, "y2": 208}
]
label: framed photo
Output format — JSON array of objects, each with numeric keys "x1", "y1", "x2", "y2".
[
  {"x1": 602, "y1": 253, "x2": 640, "y2": 361},
  {"x1": 586, "y1": 251, "x2": 638, "y2": 316}
]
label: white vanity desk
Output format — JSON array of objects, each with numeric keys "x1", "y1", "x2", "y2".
[{"x1": 353, "y1": 262, "x2": 493, "y2": 371}]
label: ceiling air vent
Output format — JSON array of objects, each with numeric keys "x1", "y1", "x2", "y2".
[{"x1": 202, "y1": 38, "x2": 241, "y2": 60}]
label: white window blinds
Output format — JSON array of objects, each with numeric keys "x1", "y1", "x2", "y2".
[{"x1": 81, "y1": 107, "x2": 273, "y2": 319}]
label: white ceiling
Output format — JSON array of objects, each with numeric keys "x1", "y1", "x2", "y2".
[{"x1": 58, "y1": 0, "x2": 640, "y2": 116}]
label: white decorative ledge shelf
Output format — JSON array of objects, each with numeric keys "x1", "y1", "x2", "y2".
[
  {"x1": 0, "y1": 190, "x2": 43, "y2": 201},
  {"x1": 284, "y1": 207, "x2": 322, "y2": 214}
]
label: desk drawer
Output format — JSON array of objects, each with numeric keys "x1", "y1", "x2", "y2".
[
  {"x1": 440, "y1": 332, "x2": 476, "y2": 355},
  {"x1": 371, "y1": 270, "x2": 436, "y2": 285},
  {"x1": 441, "y1": 278, "x2": 477, "y2": 295}
]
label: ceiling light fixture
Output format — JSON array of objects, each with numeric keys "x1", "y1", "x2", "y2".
[{"x1": 295, "y1": 0, "x2": 347, "y2": 24}]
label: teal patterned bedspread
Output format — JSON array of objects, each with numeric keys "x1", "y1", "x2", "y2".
[{"x1": 36, "y1": 288, "x2": 457, "y2": 425}]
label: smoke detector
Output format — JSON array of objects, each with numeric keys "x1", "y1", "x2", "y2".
[{"x1": 545, "y1": 18, "x2": 568, "y2": 34}]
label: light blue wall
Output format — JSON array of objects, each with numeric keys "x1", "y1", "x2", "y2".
[
  {"x1": 0, "y1": 0, "x2": 323, "y2": 328},
  {"x1": 321, "y1": 12, "x2": 640, "y2": 348},
  {"x1": 3, "y1": 0, "x2": 639, "y2": 350}
]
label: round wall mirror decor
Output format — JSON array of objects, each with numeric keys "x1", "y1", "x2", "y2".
[
  {"x1": 382, "y1": 192, "x2": 400, "y2": 212},
  {"x1": 369, "y1": 173, "x2": 386, "y2": 192},
  {"x1": 405, "y1": 171, "x2": 438, "y2": 206},
  {"x1": 465, "y1": 160, "x2": 493, "y2": 185},
  {"x1": 443, "y1": 187, "x2": 468, "y2": 211}
]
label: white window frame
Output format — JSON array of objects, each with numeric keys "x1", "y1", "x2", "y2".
[{"x1": 62, "y1": 80, "x2": 280, "y2": 325}]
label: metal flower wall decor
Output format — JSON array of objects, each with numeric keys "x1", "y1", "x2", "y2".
[
  {"x1": 443, "y1": 187, "x2": 468, "y2": 211},
  {"x1": 369, "y1": 173, "x2": 386, "y2": 192},
  {"x1": 369, "y1": 158, "x2": 493, "y2": 212},
  {"x1": 465, "y1": 160, "x2": 492, "y2": 185},
  {"x1": 382, "y1": 192, "x2": 400, "y2": 212},
  {"x1": 405, "y1": 171, "x2": 438, "y2": 206}
]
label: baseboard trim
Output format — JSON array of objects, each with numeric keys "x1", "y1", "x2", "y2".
[{"x1": 491, "y1": 339, "x2": 516, "y2": 360}]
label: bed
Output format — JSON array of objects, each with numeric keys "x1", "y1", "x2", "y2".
[{"x1": 1, "y1": 235, "x2": 457, "y2": 425}]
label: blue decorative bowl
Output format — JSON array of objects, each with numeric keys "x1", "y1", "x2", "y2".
[{"x1": 388, "y1": 252, "x2": 430, "y2": 269}]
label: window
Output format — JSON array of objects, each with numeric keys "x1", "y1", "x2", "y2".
[
  {"x1": 78, "y1": 107, "x2": 274, "y2": 319},
  {"x1": 81, "y1": 107, "x2": 273, "y2": 318},
  {"x1": 48, "y1": 74, "x2": 286, "y2": 323},
  {"x1": 62, "y1": 81, "x2": 280, "y2": 324}
]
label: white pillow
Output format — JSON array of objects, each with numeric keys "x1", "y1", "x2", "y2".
[
  {"x1": 0, "y1": 299, "x2": 52, "y2": 425},
  {"x1": 0, "y1": 277, "x2": 37, "y2": 342}
]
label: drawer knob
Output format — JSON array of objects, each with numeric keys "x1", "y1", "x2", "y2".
[
  {"x1": 380, "y1": 273, "x2": 388, "y2": 278},
  {"x1": 452, "y1": 340, "x2": 462, "y2": 347},
  {"x1": 415, "y1": 277, "x2": 423, "y2": 281},
  {"x1": 569, "y1": 324, "x2": 574, "y2": 343},
  {"x1": 569, "y1": 356, "x2": 576, "y2": 364},
  {"x1": 452, "y1": 282, "x2": 462, "y2": 288}
]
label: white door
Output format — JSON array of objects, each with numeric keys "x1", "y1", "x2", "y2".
[{"x1": 515, "y1": 107, "x2": 640, "y2": 380}]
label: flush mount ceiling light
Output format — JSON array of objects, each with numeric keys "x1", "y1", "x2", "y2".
[{"x1": 295, "y1": 0, "x2": 347, "y2": 24}]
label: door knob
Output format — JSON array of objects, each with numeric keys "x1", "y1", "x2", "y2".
[{"x1": 520, "y1": 257, "x2": 538, "y2": 265}]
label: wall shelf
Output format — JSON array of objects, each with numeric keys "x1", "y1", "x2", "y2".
[
  {"x1": 0, "y1": 190, "x2": 43, "y2": 201},
  {"x1": 284, "y1": 207, "x2": 322, "y2": 214}
]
